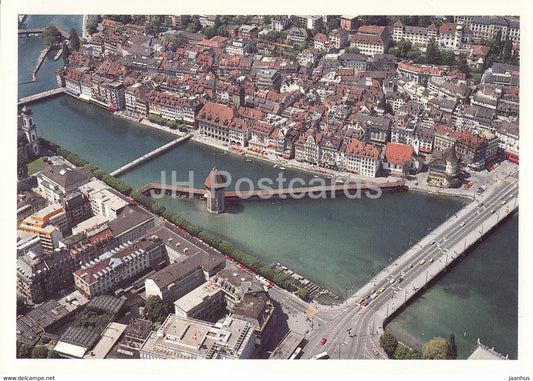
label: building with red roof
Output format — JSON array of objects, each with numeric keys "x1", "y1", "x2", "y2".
[
  {"x1": 344, "y1": 140, "x2": 381, "y2": 178},
  {"x1": 196, "y1": 102, "x2": 236, "y2": 142},
  {"x1": 383, "y1": 143, "x2": 414, "y2": 176}
]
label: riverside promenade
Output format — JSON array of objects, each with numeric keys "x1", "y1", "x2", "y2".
[{"x1": 109, "y1": 133, "x2": 192, "y2": 177}]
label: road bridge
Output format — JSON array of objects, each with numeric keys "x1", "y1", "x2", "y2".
[
  {"x1": 298, "y1": 172, "x2": 519, "y2": 359},
  {"x1": 109, "y1": 134, "x2": 192, "y2": 177}
]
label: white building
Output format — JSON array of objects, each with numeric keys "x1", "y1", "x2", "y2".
[
  {"x1": 140, "y1": 315, "x2": 256, "y2": 359},
  {"x1": 344, "y1": 140, "x2": 380, "y2": 178}
]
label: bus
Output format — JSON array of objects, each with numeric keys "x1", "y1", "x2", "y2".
[
  {"x1": 310, "y1": 351, "x2": 329, "y2": 359},
  {"x1": 289, "y1": 347, "x2": 302, "y2": 359}
]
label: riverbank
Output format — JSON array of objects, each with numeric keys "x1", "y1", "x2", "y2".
[{"x1": 67, "y1": 94, "x2": 484, "y2": 203}]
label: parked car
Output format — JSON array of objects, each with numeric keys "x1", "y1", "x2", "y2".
[{"x1": 362, "y1": 301, "x2": 369, "y2": 307}]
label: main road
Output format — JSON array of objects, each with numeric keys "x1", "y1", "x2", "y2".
[{"x1": 298, "y1": 171, "x2": 518, "y2": 359}]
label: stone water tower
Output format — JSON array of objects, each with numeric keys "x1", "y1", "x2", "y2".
[{"x1": 204, "y1": 168, "x2": 226, "y2": 214}]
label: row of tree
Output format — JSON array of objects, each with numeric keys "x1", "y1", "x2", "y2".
[
  {"x1": 146, "y1": 114, "x2": 188, "y2": 131},
  {"x1": 38, "y1": 137, "x2": 300, "y2": 295},
  {"x1": 17, "y1": 341, "x2": 60, "y2": 359},
  {"x1": 379, "y1": 331, "x2": 457, "y2": 359}
]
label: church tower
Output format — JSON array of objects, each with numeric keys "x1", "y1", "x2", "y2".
[{"x1": 21, "y1": 105, "x2": 40, "y2": 156}]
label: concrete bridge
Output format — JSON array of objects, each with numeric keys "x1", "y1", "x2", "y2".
[
  {"x1": 109, "y1": 134, "x2": 192, "y2": 177},
  {"x1": 296, "y1": 172, "x2": 519, "y2": 359},
  {"x1": 137, "y1": 178, "x2": 407, "y2": 200},
  {"x1": 18, "y1": 88, "x2": 66, "y2": 106}
]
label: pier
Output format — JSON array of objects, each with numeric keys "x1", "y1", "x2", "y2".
[
  {"x1": 109, "y1": 134, "x2": 192, "y2": 177},
  {"x1": 18, "y1": 88, "x2": 66, "y2": 106},
  {"x1": 137, "y1": 178, "x2": 406, "y2": 200}
]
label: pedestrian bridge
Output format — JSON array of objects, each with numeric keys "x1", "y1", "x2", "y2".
[
  {"x1": 18, "y1": 88, "x2": 66, "y2": 106},
  {"x1": 109, "y1": 134, "x2": 192, "y2": 177},
  {"x1": 138, "y1": 178, "x2": 407, "y2": 200}
]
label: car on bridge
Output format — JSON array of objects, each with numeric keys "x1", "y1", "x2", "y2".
[
  {"x1": 460, "y1": 221, "x2": 466, "y2": 227},
  {"x1": 320, "y1": 337, "x2": 327, "y2": 345}
]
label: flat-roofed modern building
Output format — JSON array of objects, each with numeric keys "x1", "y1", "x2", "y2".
[
  {"x1": 145, "y1": 252, "x2": 225, "y2": 303},
  {"x1": 173, "y1": 281, "x2": 225, "y2": 322},
  {"x1": 18, "y1": 203, "x2": 68, "y2": 253},
  {"x1": 140, "y1": 315, "x2": 256, "y2": 359}
]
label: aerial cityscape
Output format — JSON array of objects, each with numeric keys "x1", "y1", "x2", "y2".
[{"x1": 14, "y1": 13, "x2": 519, "y2": 363}]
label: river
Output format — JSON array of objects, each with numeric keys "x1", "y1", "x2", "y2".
[{"x1": 18, "y1": 15, "x2": 519, "y2": 359}]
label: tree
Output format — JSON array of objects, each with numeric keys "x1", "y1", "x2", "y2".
[
  {"x1": 17, "y1": 155, "x2": 29, "y2": 179},
  {"x1": 42, "y1": 23, "x2": 61, "y2": 47},
  {"x1": 379, "y1": 332, "x2": 399, "y2": 357},
  {"x1": 259, "y1": 266, "x2": 274, "y2": 280},
  {"x1": 86, "y1": 18, "x2": 98, "y2": 35},
  {"x1": 203, "y1": 26, "x2": 217, "y2": 39},
  {"x1": 398, "y1": 39, "x2": 412, "y2": 57},
  {"x1": 31, "y1": 345, "x2": 49, "y2": 359},
  {"x1": 17, "y1": 295, "x2": 27, "y2": 315},
  {"x1": 449, "y1": 178, "x2": 462, "y2": 188},
  {"x1": 457, "y1": 53, "x2": 470, "y2": 76},
  {"x1": 297, "y1": 288, "x2": 309, "y2": 300},
  {"x1": 272, "y1": 272, "x2": 286, "y2": 285},
  {"x1": 422, "y1": 337, "x2": 449, "y2": 359},
  {"x1": 406, "y1": 45, "x2": 422, "y2": 60},
  {"x1": 393, "y1": 343, "x2": 411, "y2": 359},
  {"x1": 47, "y1": 350, "x2": 60, "y2": 358},
  {"x1": 18, "y1": 343, "x2": 33, "y2": 358},
  {"x1": 150, "y1": 202, "x2": 166, "y2": 215},
  {"x1": 446, "y1": 333, "x2": 458, "y2": 359},
  {"x1": 327, "y1": 16, "x2": 341, "y2": 32},
  {"x1": 145, "y1": 295, "x2": 172, "y2": 323},
  {"x1": 218, "y1": 241, "x2": 235, "y2": 256},
  {"x1": 69, "y1": 28, "x2": 80, "y2": 52},
  {"x1": 425, "y1": 38, "x2": 440, "y2": 64},
  {"x1": 402, "y1": 160, "x2": 411, "y2": 178},
  {"x1": 441, "y1": 51, "x2": 456, "y2": 66}
]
